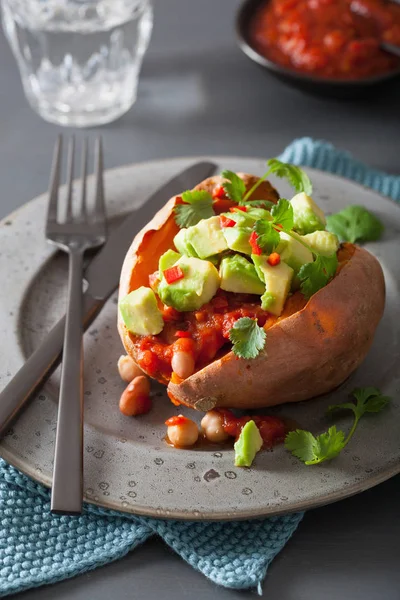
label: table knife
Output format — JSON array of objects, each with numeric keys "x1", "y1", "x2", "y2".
[{"x1": 0, "y1": 161, "x2": 217, "y2": 436}]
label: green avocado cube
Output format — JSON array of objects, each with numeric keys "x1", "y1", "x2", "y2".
[
  {"x1": 186, "y1": 216, "x2": 228, "y2": 259},
  {"x1": 234, "y1": 420, "x2": 263, "y2": 467},
  {"x1": 159, "y1": 249, "x2": 181, "y2": 273},
  {"x1": 252, "y1": 255, "x2": 294, "y2": 316},
  {"x1": 158, "y1": 256, "x2": 220, "y2": 312},
  {"x1": 173, "y1": 228, "x2": 198, "y2": 257},
  {"x1": 119, "y1": 287, "x2": 164, "y2": 336},
  {"x1": 223, "y1": 226, "x2": 253, "y2": 255},
  {"x1": 220, "y1": 254, "x2": 265, "y2": 295},
  {"x1": 302, "y1": 230, "x2": 339, "y2": 257},
  {"x1": 291, "y1": 192, "x2": 326, "y2": 235},
  {"x1": 276, "y1": 232, "x2": 313, "y2": 274}
]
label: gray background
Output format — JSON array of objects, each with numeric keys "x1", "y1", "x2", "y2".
[{"x1": 1, "y1": 0, "x2": 399, "y2": 598}]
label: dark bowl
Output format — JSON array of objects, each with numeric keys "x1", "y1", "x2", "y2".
[{"x1": 235, "y1": 0, "x2": 400, "y2": 99}]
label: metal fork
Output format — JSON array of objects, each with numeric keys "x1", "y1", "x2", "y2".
[{"x1": 47, "y1": 136, "x2": 107, "y2": 515}]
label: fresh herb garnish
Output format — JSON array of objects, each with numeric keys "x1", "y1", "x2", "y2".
[
  {"x1": 221, "y1": 170, "x2": 247, "y2": 204},
  {"x1": 297, "y1": 254, "x2": 338, "y2": 299},
  {"x1": 229, "y1": 317, "x2": 267, "y2": 359},
  {"x1": 270, "y1": 198, "x2": 294, "y2": 231},
  {"x1": 326, "y1": 205, "x2": 384, "y2": 244},
  {"x1": 285, "y1": 387, "x2": 390, "y2": 465},
  {"x1": 254, "y1": 220, "x2": 280, "y2": 254},
  {"x1": 174, "y1": 190, "x2": 215, "y2": 228},
  {"x1": 220, "y1": 159, "x2": 312, "y2": 207},
  {"x1": 243, "y1": 159, "x2": 313, "y2": 203}
]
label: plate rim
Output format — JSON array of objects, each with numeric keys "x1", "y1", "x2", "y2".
[{"x1": 1, "y1": 154, "x2": 399, "y2": 521}]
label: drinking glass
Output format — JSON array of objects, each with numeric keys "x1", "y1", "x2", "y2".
[{"x1": 1, "y1": 0, "x2": 153, "y2": 127}]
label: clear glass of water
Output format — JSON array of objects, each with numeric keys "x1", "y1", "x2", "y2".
[{"x1": 1, "y1": 0, "x2": 153, "y2": 127}]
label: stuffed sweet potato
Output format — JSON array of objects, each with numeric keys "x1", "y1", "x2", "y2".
[{"x1": 118, "y1": 168, "x2": 385, "y2": 411}]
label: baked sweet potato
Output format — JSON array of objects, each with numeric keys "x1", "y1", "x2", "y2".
[{"x1": 118, "y1": 173, "x2": 385, "y2": 410}]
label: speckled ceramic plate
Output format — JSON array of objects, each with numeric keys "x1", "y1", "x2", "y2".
[{"x1": 0, "y1": 157, "x2": 399, "y2": 520}]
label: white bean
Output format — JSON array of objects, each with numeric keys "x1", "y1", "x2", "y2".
[
  {"x1": 171, "y1": 351, "x2": 195, "y2": 379},
  {"x1": 201, "y1": 411, "x2": 230, "y2": 443},
  {"x1": 117, "y1": 354, "x2": 142, "y2": 382},
  {"x1": 167, "y1": 417, "x2": 199, "y2": 447}
]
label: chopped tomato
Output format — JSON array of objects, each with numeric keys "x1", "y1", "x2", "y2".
[
  {"x1": 267, "y1": 252, "x2": 281, "y2": 266},
  {"x1": 213, "y1": 198, "x2": 237, "y2": 214},
  {"x1": 175, "y1": 330, "x2": 191, "y2": 338},
  {"x1": 212, "y1": 184, "x2": 226, "y2": 199},
  {"x1": 164, "y1": 265, "x2": 184, "y2": 284},
  {"x1": 230, "y1": 206, "x2": 247, "y2": 213},
  {"x1": 219, "y1": 214, "x2": 236, "y2": 228},
  {"x1": 249, "y1": 231, "x2": 262, "y2": 255},
  {"x1": 165, "y1": 415, "x2": 190, "y2": 426}
]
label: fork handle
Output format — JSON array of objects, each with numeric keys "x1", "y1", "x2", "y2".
[
  {"x1": 51, "y1": 249, "x2": 85, "y2": 515},
  {"x1": 0, "y1": 292, "x2": 102, "y2": 438}
]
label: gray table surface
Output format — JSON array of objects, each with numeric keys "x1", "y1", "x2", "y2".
[{"x1": 1, "y1": 0, "x2": 399, "y2": 598}]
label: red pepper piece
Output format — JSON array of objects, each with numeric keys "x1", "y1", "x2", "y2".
[
  {"x1": 230, "y1": 206, "x2": 247, "y2": 213},
  {"x1": 164, "y1": 265, "x2": 184, "y2": 284},
  {"x1": 267, "y1": 252, "x2": 281, "y2": 266},
  {"x1": 175, "y1": 330, "x2": 191, "y2": 338},
  {"x1": 249, "y1": 231, "x2": 262, "y2": 255},
  {"x1": 219, "y1": 214, "x2": 236, "y2": 228},
  {"x1": 165, "y1": 415, "x2": 190, "y2": 426},
  {"x1": 212, "y1": 184, "x2": 226, "y2": 199}
]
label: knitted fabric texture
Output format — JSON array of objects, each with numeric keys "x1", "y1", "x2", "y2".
[{"x1": 1, "y1": 138, "x2": 399, "y2": 597}]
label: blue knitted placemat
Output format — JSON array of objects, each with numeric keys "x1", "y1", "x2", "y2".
[{"x1": 1, "y1": 138, "x2": 400, "y2": 598}]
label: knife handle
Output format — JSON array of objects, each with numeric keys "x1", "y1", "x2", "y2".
[{"x1": 0, "y1": 293, "x2": 102, "y2": 438}]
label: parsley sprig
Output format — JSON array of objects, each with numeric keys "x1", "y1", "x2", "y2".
[
  {"x1": 285, "y1": 387, "x2": 390, "y2": 465},
  {"x1": 326, "y1": 205, "x2": 384, "y2": 244},
  {"x1": 229, "y1": 317, "x2": 266, "y2": 359},
  {"x1": 174, "y1": 190, "x2": 215, "y2": 228}
]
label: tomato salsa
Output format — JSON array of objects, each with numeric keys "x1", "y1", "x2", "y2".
[
  {"x1": 250, "y1": 0, "x2": 400, "y2": 80},
  {"x1": 132, "y1": 290, "x2": 273, "y2": 382}
]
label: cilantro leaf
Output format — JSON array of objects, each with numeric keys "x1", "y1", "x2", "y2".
[
  {"x1": 267, "y1": 159, "x2": 313, "y2": 196},
  {"x1": 285, "y1": 426, "x2": 345, "y2": 465},
  {"x1": 329, "y1": 387, "x2": 390, "y2": 420},
  {"x1": 221, "y1": 170, "x2": 246, "y2": 204},
  {"x1": 271, "y1": 198, "x2": 294, "y2": 231},
  {"x1": 286, "y1": 386, "x2": 390, "y2": 466},
  {"x1": 254, "y1": 219, "x2": 280, "y2": 254},
  {"x1": 298, "y1": 253, "x2": 338, "y2": 299},
  {"x1": 228, "y1": 317, "x2": 266, "y2": 359},
  {"x1": 326, "y1": 205, "x2": 384, "y2": 244},
  {"x1": 174, "y1": 190, "x2": 214, "y2": 228}
]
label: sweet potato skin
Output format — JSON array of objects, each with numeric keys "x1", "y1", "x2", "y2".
[
  {"x1": 168, "y1": 246, "x2": 385, "y2": 409},
  {"x1": 118, "y1": 173, "x2": 385, "y2": 411}
]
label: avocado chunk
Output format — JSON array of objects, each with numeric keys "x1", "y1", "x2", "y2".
[
  {"x1": 119, "y1": 287, "x2": 164, "y2": 336},
  {"x1": 185, "y1": 216, "x2": 228, "y2": 259},
  {"x1": 302, "y1": 230, "x2": 340, "y2": 257},
  {"x1": 159, "y1": 249, "x2": 181, "y2": 272},
  {"x1": 276, "y1": 232, "x2": 313, "y2": 273},
  {"x1": 223, "y1": 226, "x2": 253, "y2": 255},
  {"x1": 291, "y1": 192, "x2": 326, "y2": 235},
  {"x1": 173, "y1": 228, "x2": 198, "y2": 257},
  {"x1": 234, "y1": 420, "x2": 263, "y2": 467},
  {"x1": 220, "y1": 254, "x2": 265, "y2": 295},
  {"x1": 158, "y1": 256, "x2": 220, "y2": 312},
  {"x1": 252, "y1": 255, "x2": 294, "y2": 316}
]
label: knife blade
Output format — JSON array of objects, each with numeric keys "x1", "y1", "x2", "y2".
[{"x1": 0, "y1": 161, "x2": 217, "y2": 436}]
